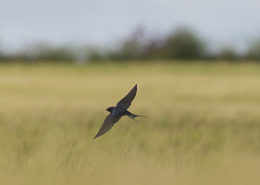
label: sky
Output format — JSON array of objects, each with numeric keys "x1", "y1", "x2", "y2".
[{"x1": 1, "y1": 0, "x2": 260, "y2": 51}]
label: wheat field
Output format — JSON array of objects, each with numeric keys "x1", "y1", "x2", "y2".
[{"x1": 0, "y1": 62, "x2": 259, "y2": 185}]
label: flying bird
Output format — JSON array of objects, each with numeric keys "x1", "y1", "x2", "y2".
[{"x1": 94, "y1": 84, "x2": 142, "y2": 139}]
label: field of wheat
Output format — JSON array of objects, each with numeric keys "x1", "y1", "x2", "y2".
[{"x1": 0, "y1": 62, "x2": 259, "y2": 185}]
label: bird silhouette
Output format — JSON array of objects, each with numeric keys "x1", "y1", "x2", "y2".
[{"x1": 94, "y1": 84, "x2": 142, "y2": 139}]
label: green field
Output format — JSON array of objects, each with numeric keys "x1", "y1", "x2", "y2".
[{"x1": 0, "y1": 62, "x2": 259, "y2": 185}]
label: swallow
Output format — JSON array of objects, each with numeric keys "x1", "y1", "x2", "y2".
[{"x1": 94, "y1": 84, "x2": 143, "y2": 139}]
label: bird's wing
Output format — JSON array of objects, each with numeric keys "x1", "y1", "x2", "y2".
[
  {"x1": 116, "y1": 84, "x2": 137, "y2": 110},
  {"x1": 94, "y1": 114, "x2": 121, "y2": 139}
]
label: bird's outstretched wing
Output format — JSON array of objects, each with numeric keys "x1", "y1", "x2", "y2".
[
  {"x1": 94, "y1": 114, "x2": 121, "y2": 139},
  {"x1": 116, "y1": 84, "x2": 137, "y2": 110}
]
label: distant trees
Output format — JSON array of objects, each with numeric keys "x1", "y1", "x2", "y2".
[
  {"x1": 162, "y1": 28, "x2": 205, "y2": 59},
  {"x1": 246, "y1": 40, "x2": 260, "y2": 60},
  {"x1": 218, "y1": 47, "x2": 239, "y2": 61},
  {"x1": 104, "y1": 27, "x2": 147, "y2": 60},
  {"x1": 97, "y1": 27, "x2": 206, "y2": 61},
  {"x1": 0, "y1": 41, "x2": 3, "y2": 60},
  {"x1": 1, "y1": 26, "x2": 260, "y2": 62},
  {"x1": 20, "y1": 43, "x2": 76, "y2": 61}
]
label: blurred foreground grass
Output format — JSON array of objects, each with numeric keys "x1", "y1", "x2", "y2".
[{"x1": 0, "y1": 61, "x2": 259, "y2": 185}]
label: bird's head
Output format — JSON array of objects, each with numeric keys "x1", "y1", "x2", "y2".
[{"x1": 106, "y1": 107, "x2": 115, "y2": 113}]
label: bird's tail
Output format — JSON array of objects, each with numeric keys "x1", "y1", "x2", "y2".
[{"x1": 125, "y1": 111, "x2": 146, "y2": 121}]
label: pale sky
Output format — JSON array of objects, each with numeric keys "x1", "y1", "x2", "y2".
[{"x1": 1, "y1": 0, "x2": 260, "y2": 51}]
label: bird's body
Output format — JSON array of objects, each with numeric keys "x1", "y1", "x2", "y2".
[{"x1": 94, "y1": 84, "x2": 142, "y2": 139}]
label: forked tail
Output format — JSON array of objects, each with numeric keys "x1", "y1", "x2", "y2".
[{"x1": 125, "y1": 111, "x2": 146, "y2": 121}]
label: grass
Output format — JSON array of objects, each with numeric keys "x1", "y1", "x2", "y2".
[{"x1": 0, "y1": 61, "x2": 259, "y2": 185}]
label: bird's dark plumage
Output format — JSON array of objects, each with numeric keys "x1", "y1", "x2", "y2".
[
  {"x1": 94, "y1": 84, "x2": 140, "y2": 139},
  {"x1": 117, "y1": 84, "x2": 137, "y2": 110},
  {"x1": 94, "y1": 113, "x2": 121, "y2": 139}
]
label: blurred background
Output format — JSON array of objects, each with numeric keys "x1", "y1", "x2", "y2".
[
  {"x1": 1, "y1": 0, "x2": 260, "y2": 62},
  {"x1": 0, "y1": 1, "x2": 260, "y2": 185}
]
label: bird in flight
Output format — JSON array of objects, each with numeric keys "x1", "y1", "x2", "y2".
[{"x1": 94, "y1": 84, "x2": 142, "y2": 139}]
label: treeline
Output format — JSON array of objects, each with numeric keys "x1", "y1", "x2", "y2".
[{"x1": 1, "y1": 27, "x2": 260, "y2": 62}]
